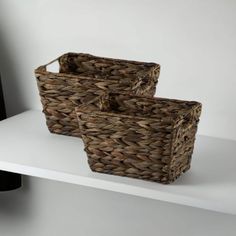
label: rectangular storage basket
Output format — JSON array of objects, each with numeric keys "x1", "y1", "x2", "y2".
[
  {"x1": 76, "y1": 93, "x2": 202, "y2": 184},
  {"x1": 35, "y1": 52, "x2": 160, "y2": 137}
]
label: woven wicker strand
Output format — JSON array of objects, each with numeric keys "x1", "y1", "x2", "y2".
[
  {"x1": 35, "y1": 52, "x2": 160, "y2": 137},
  {"x1": 76, "y1": 93, "x2": 202, "y2": 184}
]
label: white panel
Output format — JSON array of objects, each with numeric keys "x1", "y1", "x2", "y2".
[{"x1": 1, "y1": 111, "x2": 236, "y2": 215}]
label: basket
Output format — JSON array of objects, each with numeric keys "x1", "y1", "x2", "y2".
[
  {"x1": 35, "y1": 52, "x2": 160, "y2": 137},
  {"x1": 76, "y1": 93, "x2": 202, "y2": 184}
]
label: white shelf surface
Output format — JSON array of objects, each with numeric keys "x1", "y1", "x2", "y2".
[{"x1": 0, "y1": 110, "x2": 236, "y2": 215}]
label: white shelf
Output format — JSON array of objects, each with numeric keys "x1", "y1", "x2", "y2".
[{"x1": 0, "y1": 110, "x2": 236, "y2": 215}]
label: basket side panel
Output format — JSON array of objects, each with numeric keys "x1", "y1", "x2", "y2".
[
  {"x1": 35, "y1": 71, "x2": 154, "y2": 137},
  {"x1": 168, "y1": 106, "x2": 202, "y2": 182},
  {"x1": 78, "y1": 113, "x2": 173, "y2": 183}
]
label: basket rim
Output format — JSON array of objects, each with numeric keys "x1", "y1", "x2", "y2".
[
  {"x1": 63, "y1": 52, "x2": 161, "y2": 68},
  {"x1": 34, "y1": 52, "x2": 161, "y2": 78},
  {"x1": 76, "y1": 95, "x2": 202, "y2": 128}
]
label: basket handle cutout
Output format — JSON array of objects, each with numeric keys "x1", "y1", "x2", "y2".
[
  {"x1": 182, "y1": 112, "x2": 194, "y2": 130},
  {"x1": 35, "y1": 55, "x2": 63, "y2": 73},
  {"x1": 99, "y1": 92, "x2": 121, "y2": 112},
  {"x1": 131, "y1": 74, "x2": 151, "y2": 94}
]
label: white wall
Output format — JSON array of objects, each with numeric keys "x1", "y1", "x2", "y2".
[{"x1": 0, "y1": 0, "x2": 236, "y2": 140}]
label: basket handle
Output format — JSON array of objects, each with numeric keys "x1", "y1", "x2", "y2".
[
  {"x1": 35, "y1": 55, "x2": 63, "y2": 73},
  {"x1": 99, "y1": 92, "x2": 112, "y2": 112},
  {"x1": 131, "y1": 74, "x2": 153, "y2": 95},
  {"x1": 182, "y1": 112, "x2": 195, "y2": 131}
]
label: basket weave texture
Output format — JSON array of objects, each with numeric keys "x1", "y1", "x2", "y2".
[
  {"x1": 76, "y1": 93, "x2": 202, "y2": 184},
  {"x1": 35, "y1": 53, "x2": 160, "y2": 137}
]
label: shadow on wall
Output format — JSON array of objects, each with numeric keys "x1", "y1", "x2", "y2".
[{"x1": 0, "y1": 27, "x2": 27, "y2": 117}]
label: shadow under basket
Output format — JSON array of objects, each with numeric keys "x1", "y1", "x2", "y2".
[
  {"x1": 76, "y1": 93, "x2": 202, "y2": 184},
  {"x1": 35, "y1": 52, "x2": 160, "y2": 137}
]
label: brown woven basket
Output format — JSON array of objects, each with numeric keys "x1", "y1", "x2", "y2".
[
  {"x1": 76, "y1": 93, "x2": 202, "y2": 184},
  {"x1": 35, "y1": 53, "x2": 160, "y2": 137}
]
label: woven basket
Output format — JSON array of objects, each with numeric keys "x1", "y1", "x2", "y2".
[
  {"x1": 35, "y1": 53, "x2": 160, "y2": 137},
  {"x1": 76, "y1": 93, "x2": 202, "y2": 184}
]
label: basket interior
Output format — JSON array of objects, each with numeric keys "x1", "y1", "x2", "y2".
[
  {"x1": 58, "y1": 53, "x2": 159, "y2": 80},
  {"x1": 100, "y1": 94, "x2": 199, "y2": 122}
]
